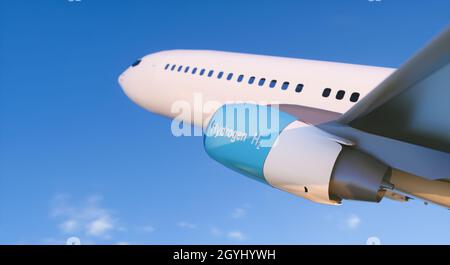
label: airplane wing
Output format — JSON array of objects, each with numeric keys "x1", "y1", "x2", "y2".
[{"x1": 338, "y1": 25, "x2": 450, "y2": 154}]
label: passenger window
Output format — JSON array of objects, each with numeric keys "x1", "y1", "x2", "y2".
[
  {"x1": 184, "y1": 66, "x2": 190, "y2": 73},
  {"x1": 322, "y1": 88, "x2": 331, "y2": 97},
  {"x1": 171, "y1": 65, "x2": 176, "y2": 71},
  {"x1": 237, "y1": 75, "x2": 244, "y2": 82},
  {"x1": 269, "y1": 80, "x2": 277, "y2": 88},
  {"x1": 248, "y1": 76, "x2": 255, "y2": 84},
  {"x1": 208, "y1": 70, "x2": 214, "y2": 77},
  {"x1": 336, "y1": 90, "x2": 345, "y2": 100},
  {"x1": 217, "y1": 71, "x2": 224, "y2": 79},
  {"x1": 164, "y1": 64, "x2": 170, "y2": 70},
  {"x1": 200, "y1": 69, "x2": 205, "y2": 76},
  {"x1": 227, "y1": 73, "x2": 233, "y2": 80},
  {"x1": 281, "y1": 82, "x2": 289, "y2": 90},
  {"x1": 350, "y1": 92, "x2": 360, "y2": 102},
  {"x1": 192, "y1": 67, "x2": 198, "y2": 74},
  {"x1": 295, "y1": 84, "x2": 304, "y2": 93},
  {"x1": 258, "y1": 78, "x2": 266, "y2": 86},
  {"x1": 177, "y1": 65, "x2": 183, "y2": 72}
]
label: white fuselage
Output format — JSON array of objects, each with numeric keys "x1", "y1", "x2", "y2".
[{"x1": 119, "y1": 50, "x2": 394, "y2": 127}]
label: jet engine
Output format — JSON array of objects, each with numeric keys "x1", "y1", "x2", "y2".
[{"x1": 203, "y1": 104, "x2": 392, "y2": 205}]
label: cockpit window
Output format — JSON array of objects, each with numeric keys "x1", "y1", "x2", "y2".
[{"x1": 131, "y1": 59, "x2": 142, "y2": 67}]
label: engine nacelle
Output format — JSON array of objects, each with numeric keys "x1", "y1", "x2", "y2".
[
  {"x1": 330, "y1": 147, "x2": 391, "y2": 203},
  {"x1": 203, "y1": 104, "x2": 391, "y2": 205}
]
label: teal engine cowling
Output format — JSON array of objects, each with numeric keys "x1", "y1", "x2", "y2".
[{"x1": 203, "y1": 104, "x2": 392, "y2": 205}]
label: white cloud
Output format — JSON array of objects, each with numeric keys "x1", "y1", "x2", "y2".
[
  {"x1": 346, "y1": 214, "x2": 361, "y2": 229},
  {"x1": 141, "y1": 225, "x2": 155, "y2": 233},
  {"x1": 51, "y1": 194, "x2": 118, "y2": 239},
  {"x1": 117, "y1": 226, "x2": 127, "y2": 232},
  {"x1": 227, "y1": 231, "x2": 245, "y2": 241},
  {"x1": 87, "y1": 216, "x2": 114, "y2": 237},
  {"x1": 59, "y1": 219, "x2": 79, "y2": 233},
  {"x1": 210, "y1": 226, "x2": 223, "y2": 237},
  {"x1": 231, "y1": 208, "x2": 246, "y2": 219},
  {"x1": 116, "y1": 242, "x2": 130, "y2": 245},
  {"x1": 177, "y1": 221, "x2": 197, "y2": 229}
]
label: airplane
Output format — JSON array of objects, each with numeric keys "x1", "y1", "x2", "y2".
[{"x1": 118, "y1": 26, "x2": 450, "y2": 208}]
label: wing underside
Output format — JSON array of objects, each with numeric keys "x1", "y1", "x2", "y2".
[
  {"x1": 339, "y1": 26, "x2": 450, "y2": 154},
  {"x1": 330, "y1": 26, "x2": 450, "y2": 207}
]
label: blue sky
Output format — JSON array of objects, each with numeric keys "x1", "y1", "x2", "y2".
[{"x1": 0, "y1": 0, "x2": 449, "y2": 245}]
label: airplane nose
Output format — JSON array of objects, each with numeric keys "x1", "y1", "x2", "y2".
[
  {"x1": 118, "y1": 58, "x2": 143, "y2": 93},
  {"x1": 118, "y1": 74, "x2": 125, "y2": 86},
  {"x1": 118, "y1": 61, "x2": 153, "y2": 109},
  {"x1": 118, "y1": 68, "x2": 136, "y2": 102},
  {"x1": 118, "y1": 54, "x2": 161, "y2": 110},
  {"x1": 118, "y1": 72, "x2": 128, "y2": 94}
]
